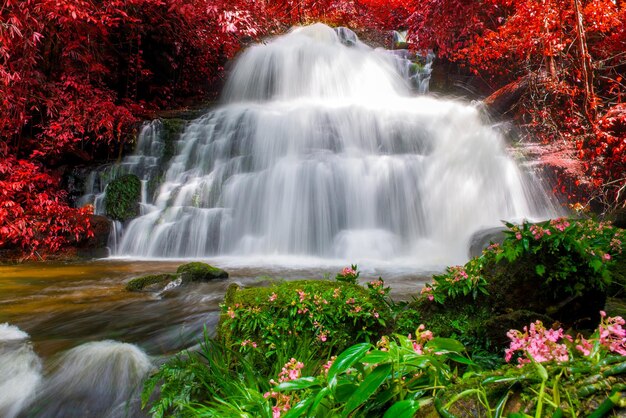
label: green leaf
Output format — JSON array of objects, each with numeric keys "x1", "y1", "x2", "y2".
[
  {"x1": 275, "y1": 377, "x2": 319, "y2": 391},
  {"x1": 522, "y1": 238, "x2": 530, "y2": 252},
  {"x1": 447, "y1": 353, "x2": 476, "y2": 366},
  {"x1": 361, "y1": 350, "x2": 393, "y2": 364},
  {"x1": 283, "y1": 396, "x2": 315, "y2": 418},
  {"x1": 311, "y1": 387, "x2": 331, "y2": 414},
  {"x1": 482, "y1": 375, "x2": 526, "y2": 385},
  {"x1": 327, "y1": 343, "x2": 371, "y2": 383},
  {"x1": 425, "y1": 337, "x2": 465, "y2": 353},
  {"x1": 535, "y1": 264, "x2": 546, "y2": 276},
  {"x1": 532, "y1": 360, "x2": 549, "y2": 381},
  {"x1": 383, "y1": 400, "x2": 420, "y2": 418},
  {"x1": 335, "y1": 382, "x2": 358, "y2": 403},
  {"x1": 342, "y1": 363, "x2": 392, "y2": 417}
]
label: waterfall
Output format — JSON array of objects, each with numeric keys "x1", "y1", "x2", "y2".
[
  {"x1": 105, "y1": 23, "x2": 557, "y2": 265},
  {"x1": 78, "y1": 120, "x2": 166, "y2": 216}
]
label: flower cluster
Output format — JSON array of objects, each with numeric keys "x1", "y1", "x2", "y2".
[
  {"x1": 265, "y1": 358, "x2": 305, "y2": 417},
  {"x1": 423, "y1": 262, "x2": 488, "y2": 304},
  {"x1": 336, "y1": 264, "x2": 360, "y2": 284},
  {"x1": 598, "y1": 311, "x2": 626, "y2": 355},
  {"x1": 408, "y1": 325, "x2": 434, "y2": 355},
  {"x1": 550, "y1": 218, "x2": 571, "y2": 232},
  {"x1": 505, "y1": 320, "x2": 571, "y2": 365}
]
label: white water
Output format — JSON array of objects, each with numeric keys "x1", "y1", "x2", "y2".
[
  {"x1": 0, "y1": 325, "x2": 42, "y2": 418},
  {"x1": 101, "y1": 23, "x2": 558, "y2": 265},
  {"x1": 27, "y1": 341, "x2": 152, "y2": 418}
]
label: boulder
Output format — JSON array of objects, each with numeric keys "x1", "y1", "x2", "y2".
[
  {"x1": 468, "y1": 226, "x2": 506, "y2": 258},
  {"x1": 126, "y1": 262, "x2": 228, "y2": 292},
  {"x1": 176, "y1": 262, "x2": 228, "y2": 282},
  {"x1": 125, "y1": 273, "x2": 179, "y2": 292}
]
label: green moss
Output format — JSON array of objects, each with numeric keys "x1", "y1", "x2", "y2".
[
  {"x1": 126, "y1": 273, "x2": 179, "y2": 291},
  {"x1": 176, "y1": 262, "x2": 228, "y2": 282},
  {"x1": 104, "y1": 174, "x2": 141, "y2": 221},
  {"x1": 160, "y1": 118, "x2": 186, "y2": 164}
]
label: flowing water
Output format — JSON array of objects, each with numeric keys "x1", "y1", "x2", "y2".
[
  {"x1": 2, "y1": 24, "x2": 560, "y2": 417},
  {"x1": 108, "y1": 23, "x2": 557, "y2": 264}
]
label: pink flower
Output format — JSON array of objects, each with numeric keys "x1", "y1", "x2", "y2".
[
  {"x1": 505, "y1": 321, "x2": 570, "y2": 365},
  {"x1": 576, "y1": 337, "x2": 593, "y2": 356},
  {"x1": 269, "y1": 292, "x2": 278, "y2": 302},
  {"x1": 342, "y1": 267, "x2": 356, "y2": 276},
  {"x1": 296, "y1": 289, "x2": 307, "y2": 302},
  {"x1": 278, "y1": 358, "x2": 304, "y2": 383},
  {"x1": 515, "y1": 232, "x2": 522, "y2": 240},
  {"x1": 319, "y1": 332, "x2": 328, "y2": 342},
  {"x1": 604, "y1": 253, "x2": 611, "y2": 261},
  {"x1": 226, "y1": 307, "x2": 236, "y2": 319}
]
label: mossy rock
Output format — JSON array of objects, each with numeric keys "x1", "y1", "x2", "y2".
[
  {"x1": 483, "y1": 253, "x2": 606, "y2": 330},
  {"x1": 104, "y1": 174, "x2": 141, "y2": 221},
  {"x1": 160, "y1": 118, "x2": 186, "y2": 164},
  {"x1": 218, "y1": 279, "x2": 393, "y2": 369},
  {"x1": 408, "y1": 295, "x2": 496, "y2": 355},
  {"x1": 126, "y1": 273, "x2": 179, "y2": 291},
  {"x1": 434, "y1": 360, "x2": 626, "y2": 417},
  {"x1": 176, "y1": 262, "x2": 228, "y2": 282}
]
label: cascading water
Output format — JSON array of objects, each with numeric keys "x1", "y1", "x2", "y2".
[
  {"x1": 109, "y1": 23, "x2": 557, "y2": 265},
  {"x1": 0, "y1": 324, "x2": 42, "y2": 418},
  {"x1": 27, "y1": 341, "x2": 152, "y2": 418}
]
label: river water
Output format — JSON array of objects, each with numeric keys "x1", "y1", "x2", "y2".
[{"x1": 0, "y1": 259, "x2": 432, "y2": 417}]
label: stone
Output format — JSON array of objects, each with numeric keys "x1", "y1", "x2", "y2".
[
  {"x1": 468, "y1": 226, "x2": 506, "y2": 258},
  {"x1": 176, "y1": 262, "x2": 229, "y2": 282},
  {"x1": 125, "y1": 273, "x2": 179, "y2": 292}
]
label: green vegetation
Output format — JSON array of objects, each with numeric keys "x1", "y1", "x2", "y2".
[
  {"x1": 142, "y1": 218, "x2": 626, "y2": 417},
  {"x1": 104, "y1": 174, "x2": 142, "y2": 222}
]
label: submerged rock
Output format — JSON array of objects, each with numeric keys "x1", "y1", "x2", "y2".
[
  {"x1": 176, "y1": 262, "x2": 228, "y2": 282},
  {"x1": 125, "y1": 273, "x2": 179, "y2": 292},
  {"x1": 126, "y1": 262, "x2": 228, "y2": 292}
]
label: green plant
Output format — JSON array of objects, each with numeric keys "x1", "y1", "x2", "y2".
[
  {"x1": 422, "y1": 218, "x2": 625, "y2": 304},
  {"x1": 497, "y1": 218, "x2": 623, "y2": 295},
  {"x1": 269, "y1": 329, "x2": 472, "y2": 417},
  {"x1": 218, "y1": 277, "x2": 392, "y2": 369}
]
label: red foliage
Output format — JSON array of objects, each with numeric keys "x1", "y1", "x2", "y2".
[
  {"x1": 0, "y1": 156, "x2": 93, "y2": 254},
  {"x1": 402, "y1": 0, "x2": 626, "y2": 208}
]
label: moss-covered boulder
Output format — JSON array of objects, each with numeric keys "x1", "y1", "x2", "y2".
[
  {"x1": 176, "y1": 262, "x2": 228, "y2": 282},
  {"x1": 104, "y1": 174, "x2": 141, "y2": 221},
  {"x1": 126, "y1": 273, "x2": 179, "y2": 291},
  {"x1": 483, "y1": 252, "x2": 606, "y2": 330}
]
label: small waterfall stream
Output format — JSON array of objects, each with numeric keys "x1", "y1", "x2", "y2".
[{"x1": 92, "y1": 23, "x2": 558, "y2": 265}]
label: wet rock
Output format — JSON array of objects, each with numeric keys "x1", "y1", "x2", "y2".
[
  {"x1": 176, "y1": 262, "x2": 228, "y2": 282},
  {"x1": 125, "y1": 273, "x2": 179, "y2": 292},
  {"x1": 468, "y1": 226, "x2": 506, "y2": 258}
]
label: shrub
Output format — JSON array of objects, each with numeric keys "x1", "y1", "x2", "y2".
[{"x1": 218, "y1": 275, "x2": 394, "y2": 368}]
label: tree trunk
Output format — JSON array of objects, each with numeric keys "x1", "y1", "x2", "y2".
[{"x1": 573, "y1": 0, "x2": 596, "y2": 119}]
